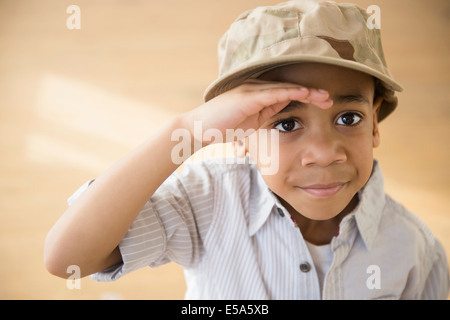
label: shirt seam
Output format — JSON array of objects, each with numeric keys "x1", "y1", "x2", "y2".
[{"x1": 203, "y1": 161, "x2": 253, "y2": 244}]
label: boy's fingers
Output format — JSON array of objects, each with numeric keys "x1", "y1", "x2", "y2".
[
  {"x1": 309, "y1": 99, "x2": 334, "y2": 109},
  {"x1": 234, "y1": 81, "x2": 333, "y2": 114},
  {"x1": 258, "y1": 86, "x2": 310, "y2": 109},
  {"x1": 242, "y1": 79, "x2": 306, "y2": 90},
  {"x1": 243, "y1": 81, "x2": 332, "y2": 107},
  {"x1": 297, "y1": 89, "x2": 333, "y2": 109},
  {"x1": 236, "y1": 86, "x2": 309, "y2": 121},
  {"x1": 306, "y1": 88, "x2": 329, "y2": 101}
]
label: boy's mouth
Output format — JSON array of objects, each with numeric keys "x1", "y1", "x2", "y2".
[{"x1": 298, "y1": 182, "x2": 347, "y2": 198}]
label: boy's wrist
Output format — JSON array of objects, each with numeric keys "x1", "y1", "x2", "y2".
[
  {"x1": 174, "y1": 110, "x2": 213, "y2": 149},
  {"x1": 167, "y1": 112, "x2": 202, "y2": 164}
]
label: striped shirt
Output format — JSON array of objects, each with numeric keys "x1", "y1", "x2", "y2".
[{"x1": 71, "y1": 158, "x2": 449, "y2": 299}]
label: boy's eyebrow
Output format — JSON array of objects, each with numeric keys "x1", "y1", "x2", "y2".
[
  {"x1": 332, "y1": 93, "x2": 371, "y2": 106},
  {"x1": 278, "y1": 93, "x2": 371, "y2": 114},
  {"x1": 278, "y1": 100, "x2": 306, "y2": 114}
]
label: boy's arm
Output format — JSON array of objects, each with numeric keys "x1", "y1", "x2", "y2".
[
  {"x1": 44, "y1": 116, "x2": 190, "y2": 278},
  {"x1": 44, "y1": 80, "x2": 332, "y2": 279}
]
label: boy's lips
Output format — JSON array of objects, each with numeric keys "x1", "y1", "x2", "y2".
[{"x1": 298, "y1": 182, "x2": 347, "y2": 198}]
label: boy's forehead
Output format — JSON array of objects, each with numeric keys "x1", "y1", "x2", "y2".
[
  {"x1": 260, "y1": 63, "x2": 371, "y2": 83},
  {"x1": 260, "y1": 63, "x2": 375, "y2": 96}
]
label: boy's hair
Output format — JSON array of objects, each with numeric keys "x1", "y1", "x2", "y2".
[{"x1": 204, "y1": 0, "x2": 403, "y2": 121}]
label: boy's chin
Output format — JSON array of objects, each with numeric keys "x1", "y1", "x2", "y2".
[{"x1": 290, "y1": 197, "x2": 356, "y2": 221}]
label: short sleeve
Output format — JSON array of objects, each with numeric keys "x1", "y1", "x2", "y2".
[
  {"x1": 87, "y1": 161, "x2": 216, "y2": 282},
  {"x1": 67, "y1": 179, "x2": 95, "y2": 206}
]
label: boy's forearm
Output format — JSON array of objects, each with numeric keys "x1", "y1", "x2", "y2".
[{"x1": 44, "y1": 114, "x2": 191, "y2": 278}]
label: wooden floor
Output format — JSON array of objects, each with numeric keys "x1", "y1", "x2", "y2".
[{"x1": 1, "y1": 0, "x2": 449, "y2": 299}]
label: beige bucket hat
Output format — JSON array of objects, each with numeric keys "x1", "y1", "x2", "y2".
[{"x1": 204, "y1": 0, "x2": 403, "y2": 121}]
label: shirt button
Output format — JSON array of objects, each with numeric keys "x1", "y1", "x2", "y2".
[
  {"x1": 299, "y1": 262, "x2": 311, "y2": 273},
  {"x1": 277, "y1": 207, "x2": 285, "y2": 217}
]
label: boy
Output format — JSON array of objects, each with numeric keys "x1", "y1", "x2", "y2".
[{"x1": 44, "y1": 0, "x2": 449, "y2": 299}]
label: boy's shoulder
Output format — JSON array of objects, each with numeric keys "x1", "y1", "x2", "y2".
[
  {"x1": 378, "y1": 192, "x2": 445, "y2": 267},
  {"x1": 377, "y1": 194, "x2": 449, "y2": 298},
  {"x1": 382, "y1": 194, "x2": 437, "y2": 246}
]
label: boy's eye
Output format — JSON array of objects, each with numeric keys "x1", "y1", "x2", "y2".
[
  {"x1": 274, "y1": 119, "x2": 301, "y2": 132},
  {"x1": 336, "y1": 112, "x2": 362, "y2": 126}
]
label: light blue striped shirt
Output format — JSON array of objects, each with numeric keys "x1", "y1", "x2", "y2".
[{"x1": 74, "y1": 159, "x2": 449, "y2": 299}]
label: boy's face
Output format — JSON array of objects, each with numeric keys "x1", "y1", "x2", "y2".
[{"x1": 246, "y1": 63, "x2": 382, "y2": 221}]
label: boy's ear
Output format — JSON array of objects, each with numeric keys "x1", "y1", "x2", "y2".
[
  {"x1": 372, "y1": 96, "x2": 383, "y2": 148},
  {"x1": 232, "y1": 138, "x2": 248, "y2": 158}
]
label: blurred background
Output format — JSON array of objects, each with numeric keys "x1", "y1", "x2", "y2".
[{"x1": 0, "y1": 0, "x2": 449, "y2": 299}]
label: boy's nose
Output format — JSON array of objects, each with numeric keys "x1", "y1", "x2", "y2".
[{"x1": 300, "y1": 130, "x2": 347, "y2": 168}]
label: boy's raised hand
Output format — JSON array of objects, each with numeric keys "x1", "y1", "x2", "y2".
[{"x1": 184, "y1": 80, "x2": 333, "y2": 146}]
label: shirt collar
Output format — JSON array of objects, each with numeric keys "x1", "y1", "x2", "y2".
[
  {"x1": 248, "y1": 160, "x2": 386, "y2": 250},
  {"x1": 351, "y1": 160, "x2": 386, "y2": 250},
  {"x1": 248, "y1": 166, "x2": 278, "y2": 236}
]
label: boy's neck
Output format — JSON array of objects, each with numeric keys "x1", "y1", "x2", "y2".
[{"x1": 278, "y1": 194, "x2": 359, "y2": 246}]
